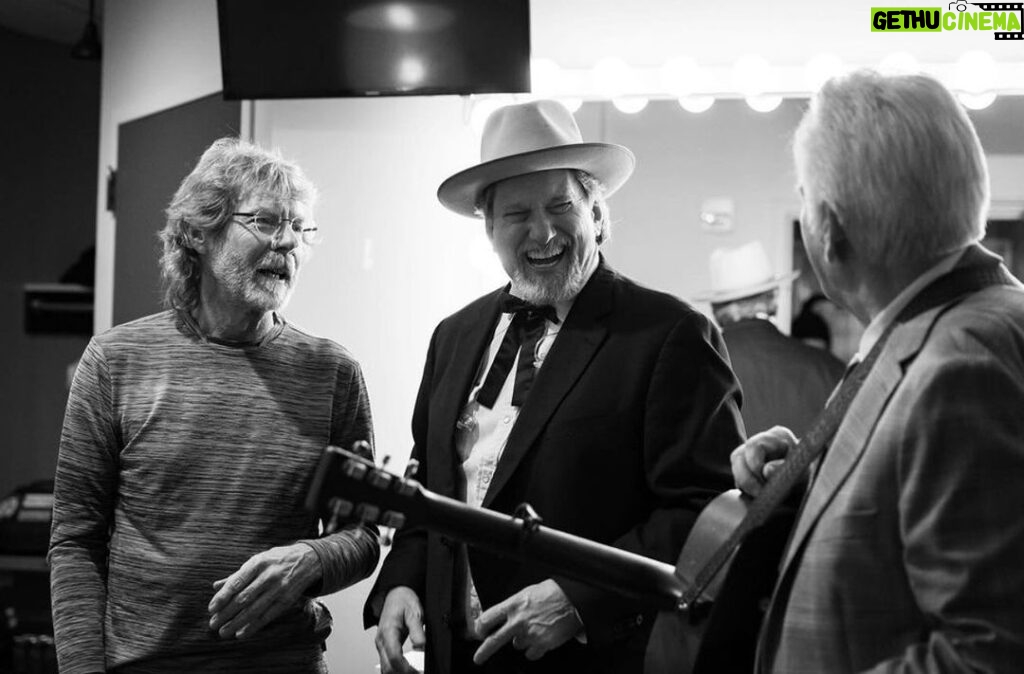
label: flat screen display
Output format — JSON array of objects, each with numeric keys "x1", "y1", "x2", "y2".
[{"x1": 217, "y1": 0, "x2": 531, "y2": 99}]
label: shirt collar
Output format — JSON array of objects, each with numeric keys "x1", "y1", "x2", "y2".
[{"x1": 854, "y1": 248, "x2": 965, "y2": 360}]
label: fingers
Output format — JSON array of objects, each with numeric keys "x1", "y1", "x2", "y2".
[
  {"x1": 474, "y1": 617, "x2": 516, "y2": 665},
  {"x1": 731, "y1": 426, "x2": 798, "y2": 496},
  {"x1": 524, "y1": 643, "x2": 546, "y2": 661},
  {"x1": 208, "y1": 545, "x2": 319, "y2": 639},
  {"x1": 375, "y1": 587, "x2": 423, "y2": 674},
  {"x1": 214, "y1": 582, "x2": 285, "y2": 639},
  {"x1": 208, "y1": 561, "x2": 258, "y2": 615},
  {"x1": 762, "y1": 458, "x2": 786, "y2": 481},
  {"x1": 473, "y1": 580, "x2": 579, "y2": 664},
  {"x1": 208, "y1": 565, "x2": 260, "y2": 633},
  {"x1": 375, "y1": 625, "x2": 419, "y2": 674},
  {"x1": 405, "y1": 603, "x2": 426, "y2": 650},
  {"x1": 474, "y1": 594, "x2": 509, "y2": 639}
]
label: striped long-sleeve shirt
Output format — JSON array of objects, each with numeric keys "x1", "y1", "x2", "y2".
[{"x1": 48, "y1": 310, "x2": 379, "y2": 673}]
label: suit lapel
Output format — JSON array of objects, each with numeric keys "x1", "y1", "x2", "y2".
[
  {"x1": 432, "y1": 290, "x2": 504, "y2": 490},
  {"x1": 481, "y1": 263, "x2": 615, "y2": 509},
  {"x1": 778, "y1": 335, "x2": 908, "y2": 571},
  {"x1": 778, "y1": 306, "x2": 959, "y2": 573},
  {"x1": 779, "y1": 244, "x2": 1007, "y2": 572}
]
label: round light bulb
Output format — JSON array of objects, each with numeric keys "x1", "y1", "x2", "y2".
[
  {"x1": 678, "y1": 95, "x2": 715, "y2": 113},
  {"x1": 612, "y1": 96, "x2": 648, "y2": 114},
  {"x1": 746, "y1": 94, "x2": 783, "y2": 112},
  {"x1": 954, "y1": 51, "x2": 997, "y2": 95},
  {"x1": 957, "y1": 91, "x2": 997, "y2": 110}
]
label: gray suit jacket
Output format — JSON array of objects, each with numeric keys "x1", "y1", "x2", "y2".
[{"x1": 759, "y1": 246, "x2": 1024, "y2": 672}]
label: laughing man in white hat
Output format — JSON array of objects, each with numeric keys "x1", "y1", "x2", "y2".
[{"x1": 365, "y1": 100, "x2": 744, "y2": 674}]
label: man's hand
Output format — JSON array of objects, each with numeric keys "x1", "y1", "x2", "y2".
[
  {"x1": 207, "y1": 543, "x2": 321, "y2": 639},
  {"x1": 375, "y1": 586, "x2": 426, "y2": 674},
  {"x1": 730, "y1": 426, "x2": 798, "y2": 496},
  {"x1": 472, "y1": 579, "x2": 582, "y2": 664}
]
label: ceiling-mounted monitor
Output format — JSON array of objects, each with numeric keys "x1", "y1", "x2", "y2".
[{"x1": 217, "y1": 0, "x2": 531, "y2": 99}]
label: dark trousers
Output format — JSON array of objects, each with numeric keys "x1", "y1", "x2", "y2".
[{"x1": 450, "y1": 637, "x2": 534, "y2": 674}]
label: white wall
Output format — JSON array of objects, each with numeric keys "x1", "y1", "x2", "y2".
[
  {"x1": 94, "y1": 0, "x2": 223, "y2": 332},
  {"x1": 252, "y1": 97, "x2": 507, "y2": 671},
  {"x1": 577, "y1": 99, "x2": 807, "y2": 323}
]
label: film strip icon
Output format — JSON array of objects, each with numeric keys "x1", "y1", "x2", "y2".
[{"x1": 966, "y1": 2, "x2": 1024, "y2": 39}]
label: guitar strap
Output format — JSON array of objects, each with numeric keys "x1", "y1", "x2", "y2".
[{"x1": 680, "y1": 245, "x2": 1014, "y2": 609}]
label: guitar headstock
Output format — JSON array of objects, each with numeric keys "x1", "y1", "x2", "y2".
[{"x1": 306, "y1": 441, "x2": 424, "y2": 534}]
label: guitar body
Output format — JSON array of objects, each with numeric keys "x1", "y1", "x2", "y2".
[{"x1": 645, "y1": 490, "x2": 795, "y2": 674}]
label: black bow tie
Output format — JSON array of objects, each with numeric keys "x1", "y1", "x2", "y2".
[
  {"x1": 498, "y1": 292, "x2": 560, "y2": 325},
  {"x1": 476, "y1": 292, "x2": 560, "y2": 409}
]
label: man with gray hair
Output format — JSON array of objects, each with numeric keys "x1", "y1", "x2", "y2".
[
  {"x1": 49, "y1": 137, "x2": 379, "y2": 673},
  {"x1": 732, "y1": 71, "x2": 1024, "y2": 671}
]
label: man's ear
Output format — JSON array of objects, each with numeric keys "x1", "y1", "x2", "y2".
[
  {"x1": 186, "y1": 226, "x2": 210, "y2": 253},
  {"x1": 484, "y1": 218, "x2": 495, "y2": 246},
  {"x1": 592, "y1": 201, "x2": 606, "y2": 244},
  {"x1": 820, "y1": 201, "x2": 850, "y2": 264}
]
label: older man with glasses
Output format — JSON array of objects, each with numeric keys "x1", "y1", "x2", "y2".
[{"x1": 48, "y1": 137, "x2": 379, "y2": 673}]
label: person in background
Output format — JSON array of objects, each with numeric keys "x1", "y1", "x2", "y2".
[
  {"x1": 790, "y1": 293, "x2": 833, "y2": 352},
  {"x1": 699, "y1": 241, "x2": 845, "y2": 437},
  {"x1": 365, "y1": 100, "x2": 744, "y2": 674},
  {"x1": 49, "y1": 137, "x2": 379, "y2": 673},
  {"x1": 732, "y1": 70, "x2": 1024, "y2": 671}
]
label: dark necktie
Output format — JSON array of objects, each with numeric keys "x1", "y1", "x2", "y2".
[{"x1": 475, "y1": 292, "x2": 560, "y2": 409}]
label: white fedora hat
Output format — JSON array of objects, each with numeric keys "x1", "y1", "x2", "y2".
[
  {"x1": 696, "y1": 241, "x2": 800, "y2": 303},
  {"x1": 437, "y1": 99, "x2": 635, "y2": 218}
]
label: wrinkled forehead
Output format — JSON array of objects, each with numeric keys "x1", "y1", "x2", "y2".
[{"x1": 236, "y1": 190, "x2": 314, "y2": 217}]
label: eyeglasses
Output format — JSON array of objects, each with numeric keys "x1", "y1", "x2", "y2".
[{"x1": 232, "y1": 212, "x2": 320, "y2": 245}]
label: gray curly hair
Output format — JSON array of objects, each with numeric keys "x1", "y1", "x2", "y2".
[{"x1": 158, "y1": 137, "x2": 318, "y2": 313}]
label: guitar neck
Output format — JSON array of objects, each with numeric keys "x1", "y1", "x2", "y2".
[
  {"x1": 308, "y1": 445, "x2": 685, "y2": 612},
  {"x1": 414, "y1": 488, "x2": 684, "y2": 611}
]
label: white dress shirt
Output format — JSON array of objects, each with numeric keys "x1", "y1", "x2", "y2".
[{"x1": 453, "y1": 294, "x2": 574, "y2": 635}]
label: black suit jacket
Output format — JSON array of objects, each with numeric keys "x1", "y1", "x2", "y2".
[
  {"x1": 365, "y1": 261, "x2": 744, "y2": 673},
  {"x1": 721, "y1": 319, "x2": 846, "y2": 437}
]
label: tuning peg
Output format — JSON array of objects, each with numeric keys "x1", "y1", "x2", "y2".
[
  {"x1": 351, "y1": 440, "x2": 372, "y2": 460},
  {"x1": 342, "y1": 460, "x2": 369, "y2": 480},
  {"x1": 381, "y1": 511, "x2": 406, "y2": 528},
  {"x1": 355, "y1": 504, "x2": 381, "y2": 524},
  {"x1": 404, "y1": 459, "x2": 420, "y2": 479},
  {"x1": 368, "y1": 469, "x2": 393, "y2": 490},
  {"x1": 326, "y1": 497, "x2": 354, "y2": 534}
]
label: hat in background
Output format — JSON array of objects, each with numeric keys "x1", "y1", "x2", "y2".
[
  {"x1": 696, "y1": 241, "x2": 800, "y2": 303},
  {"x1": 437, "y1": 99, "x2": 635, "y2": 218}
]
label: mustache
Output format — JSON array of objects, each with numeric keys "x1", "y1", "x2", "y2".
[
  {"x1": 523, "y1": 239, "x2": 570, "y2": 256},
  {"x1": 258, "y1": 253, "x2": 296, "y2": 272}
]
